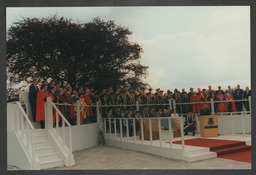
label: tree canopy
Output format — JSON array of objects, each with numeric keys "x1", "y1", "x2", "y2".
[{"x1": 7, "y1": 16, "x2": 149, "y2": 91}]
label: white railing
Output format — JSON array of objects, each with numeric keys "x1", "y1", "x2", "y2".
[
  {"x1": 48, "y1": 101, "x2": 73, "y2": 165},
  {"x1": 102, "y1": 116, "x2": 181, "y2": 146},
  {"x1": 15, "y1": 101, "x2": 37, "y2": 169}
]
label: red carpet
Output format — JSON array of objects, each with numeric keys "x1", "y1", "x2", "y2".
[{"x1": 172, "y1": 138, "x2": 251, "y2": 163}]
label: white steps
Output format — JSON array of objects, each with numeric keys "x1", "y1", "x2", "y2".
[
  {"x1": 31, "y1": 129, "x2": 65, "y2": 169},
  {"x1": 40, "y1": 159, "x2": 64, "y2": 169},
  {"x1": 185, "y1": 152, "x2": 217, "y2": 162}
]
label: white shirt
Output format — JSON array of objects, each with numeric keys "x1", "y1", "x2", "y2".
[{"x1": 171, "y1": 113, "x2": 179, "y2": 120}]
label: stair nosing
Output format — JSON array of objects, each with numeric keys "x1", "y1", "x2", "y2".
[
  {"x1": 40, "y1": 158, "x2": 63, "y2": 165},
  {"x1": 214, "y1": 145, "x2": 251, "y2": 153},
  {"x1": 37, "y1": 153, "x2": 58, "y2": 157},
  {"x1": 35, "y1": 146, "x2": 55, "y2": 150}
]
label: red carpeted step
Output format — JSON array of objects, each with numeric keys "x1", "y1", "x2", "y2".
[
  {"x1": 210, "y1": 142, "x2": 245, "y2": 151},
  {"x1": 213, "y1": 145, "x2": 251, "y2": 156},
  {"x1": 219, "y1": 149, "x2": 251, "y2": 163}
]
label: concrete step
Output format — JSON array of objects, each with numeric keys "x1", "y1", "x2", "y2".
[
  {"x1": 185, "y1": 152, "x2": 217, "y2": 162},
  {"x1": 35, "y1": 146, "x2": 56, "y2": 155},
  {"x1": 184, "y1": 147, "x2": 210, "y2": 156},
  {"x1": 38, "y1": 153, "x2": 59, "y2": 162},
  {"x1": 40, "y1": 159, "x2": 64, "y2": 169}
]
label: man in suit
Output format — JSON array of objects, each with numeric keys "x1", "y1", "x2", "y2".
[
  {"x1": 243, "y1": 86, "x2": 251, "y2": 112},
  {"x1": 234, "y1": 84, "x2": 243, "y2": 112},
  {"x1": 29, "y1": 78, "x2": 39, "y2": 122}
]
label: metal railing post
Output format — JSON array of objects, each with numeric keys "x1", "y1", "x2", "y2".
[
  {"x1": 126, "y1": 119, "x2": 129, "y2": 141},
  {"x1": 104, "y1": 119, "x2": 107, "y2": 136},
  {"x1": 169, "y1": 100, "x2": 172, "y2": 111},
  {"x1": 221, "y1": 113, "x2": 224, "y2": 135},
  {"x1": 133, "y1": 119, "x2": 136, "y2": 143},
  {"x1": 108, "y1": 118, "x2": 111, "y2": 138},
  {"x1": 168, "y1": 118, "x2": 173, "y2": 148},
  {"x1": 136, "y1": 101, "x2": 139, "y2": 111},
  {"x1": 173, "y1": 100, "x2": 176, "y2": 110},
  {"x1": 211, "y1": 98, "x2": 215, "y2": 115},
  {"x1": 158, "y1": 118, "x2": 162, "y2": 147},
  {"x1": 242, "y1": 113, "x2": 245, "y2": 136},
  {"x1": 180, "y1": 116, "x2": 185, "y2": 155},
  {"x1": 231, "y1": 113, "x2": 235, "y2": 135},
  {"x1": 141, "y1": 119, "x2": 144, "y2": 144},
  {"x1": 76, "y1": 101, "x2": 80, "y2": 126},
  {"x1": 114, "y1": 119, "x2": 117, "y2": 140},
  {"x1": 149, "y1": 118, "x2": 152, "y2": 146},
  {"x1": 195, "y1": 114, "x2": 200, "y2": 134},
  {"x1": 120, "y1": 119, "x2": 123, "y2": 141}
]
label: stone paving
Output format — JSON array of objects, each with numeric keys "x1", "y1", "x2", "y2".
[{"x1": 49, "y1": 145, "x2": 251, "y2": 170}]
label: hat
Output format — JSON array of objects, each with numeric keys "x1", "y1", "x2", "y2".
[
  {"x1": 190, "y1": 87, "x2": 194, "y2": 90},
  {"x1": 148, "y1": 88, "x2": 153, "y2": 90},
  {"x1": 160, "y1": 90, "x2": 164, "y2": 92},
  {"x1": 156, "y1": 88, "x2": 160, "y2": 91},
  {"x1": 202, "y1": 89, "x2": 206, "y2": 91}
]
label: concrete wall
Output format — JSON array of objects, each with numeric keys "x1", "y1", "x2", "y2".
[{"x1": 7, "y1": 131, "x2": 32, "y2": 170}]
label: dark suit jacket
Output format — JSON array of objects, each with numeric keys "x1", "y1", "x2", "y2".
[{"x1": 29, "y1": 83, "x2": 38, "y2": 103}]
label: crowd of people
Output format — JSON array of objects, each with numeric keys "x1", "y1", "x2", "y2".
[{"x1": 28, "y1": 78, "x2": 251, "y2": 130}]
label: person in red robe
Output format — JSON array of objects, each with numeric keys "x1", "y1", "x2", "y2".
[
  {"x1": 36, "y1": 84, "x2": 48, "y2": 128},
  {"x1": 84, "y1": 88, "x2": 93, "y2": 123},
  {"x1": 190, "y1": 91, "x2": 200, "y2": 113},
  {"x1": 216, "y1": 91, "x2": 226, "y2": 112},
  {"x1": 225, "y1": 90, "x2": 236, "y2": 112}
]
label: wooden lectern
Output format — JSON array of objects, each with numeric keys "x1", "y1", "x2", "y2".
[
  {"x1": 171, "y1": 119, "x2": 181, "y2": 138},
  {"x1": 198, "y1": 115, "x2": 218, "y2": 137},
  {"x1": 140, "y1": 119, "x2": 159, "y2": 140}
]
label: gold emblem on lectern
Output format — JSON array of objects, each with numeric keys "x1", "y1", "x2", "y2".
[{"x1": 208, "y1": 118, "x2": 214, "y2": 125}]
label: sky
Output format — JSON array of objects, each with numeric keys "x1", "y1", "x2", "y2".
[{"x1": 6, "y1": 6, "x2": 250, "y2": 92}]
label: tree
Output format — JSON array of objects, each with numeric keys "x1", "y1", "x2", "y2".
[{"x1": 7, "y1": 16, "x2": 149, "y2": 92}]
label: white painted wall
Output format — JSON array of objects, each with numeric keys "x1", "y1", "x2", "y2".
[
  {"x1": 7, "y1": 131, "x2": 32, "y2": 170},
  {"x1": 72, "y1": 124, "x2": 99, "y2": 151},
  {"x1": 218, "y1": 114, "x2": 251, "y2": 134}
]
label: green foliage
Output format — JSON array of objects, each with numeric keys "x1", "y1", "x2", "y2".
[{"x1": 7, "y1": 16, "x2": 149, "y2": 91}]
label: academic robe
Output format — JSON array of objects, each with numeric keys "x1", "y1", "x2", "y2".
[
  {"x1": 184, "y1": 114, "x2": 196, "y2": 134},
  {"x1": 190, "y1": 95, "x2": 200, "y2": 113},
  {"x1": 225, "y1": 94, "x2": 236, "y2": 112},
  {"x1": 36, "y1": 90, "x2": 48, "y2": 122},
  {"x1": 216, "y1": 94, "x2": 226, "y2": 112},
  {"x1": 84, "y1": 94, "x2": 93, "y2": 117},
  {"x1": 199, "y1": 93, "x2": 210, "y2": 110},
  {"x1": 64, "y1": 92, "x2": 75, "y2": 120}
]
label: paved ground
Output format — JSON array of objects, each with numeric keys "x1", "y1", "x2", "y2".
[{"x1": 48, "y1": 145, "x2": 251, "y2": 170}]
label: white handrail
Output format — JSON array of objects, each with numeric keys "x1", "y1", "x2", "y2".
[
  {"x1": 50, "y1": 102, "x2": 71, "y2": 126},
  {"x1": 16, "y1": 101, "x2": 36, "y2": 169},
  {"x1": 49, "y1": 102, "x2": 72, "y2": 164}
]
